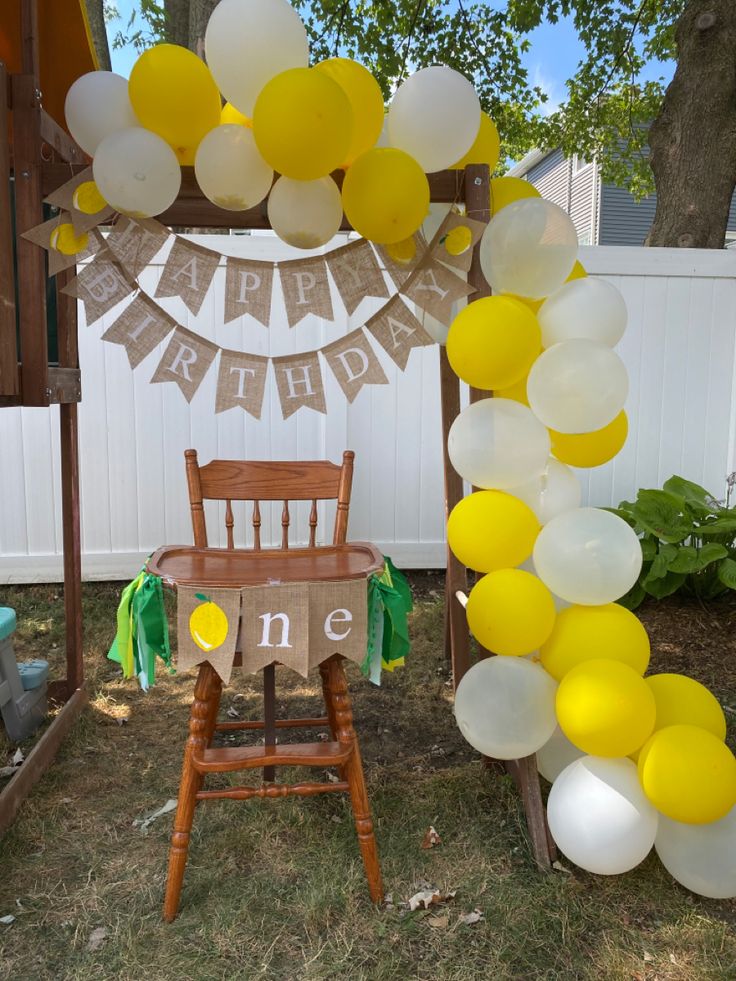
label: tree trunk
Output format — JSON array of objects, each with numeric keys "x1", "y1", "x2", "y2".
[
  {"x1": 647, "y1": 0, "x2": 736, "y2": 248},
  {"x1": 83, "y1": 0, "x2": 111, "y2": 71},
  {"x1": 188, "y1": 0, "x2": 220, "y2": 55}
]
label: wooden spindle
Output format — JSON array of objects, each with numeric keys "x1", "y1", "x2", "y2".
[
  {"x1": 225, "y1": 499, "x2": 234, "y2": 549},
  {"x1": 281, "y1": 500, "x2": 290, "y2": 549},
  {"x1": 309, "y1": 499, "x2": 318, "y2": 547},
  {"x1": 252, "y1": 500, "x2": 261, "y2": 550}
]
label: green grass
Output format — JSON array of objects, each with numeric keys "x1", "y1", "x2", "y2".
[{"x1": 0, "y1": 581, "x2": 734, "y2": 981}]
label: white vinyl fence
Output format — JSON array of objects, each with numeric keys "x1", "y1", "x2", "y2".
[{"x1": 1, "y1": 241, "x2": 736, "y2": 583}]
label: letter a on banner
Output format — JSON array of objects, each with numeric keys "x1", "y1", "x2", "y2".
[
  {"x1": 155, "y1": 238, "x2": 220, "y2": 315},
  {"x1": 365, "y1": 295, "x2": 435, "y2": 370}
]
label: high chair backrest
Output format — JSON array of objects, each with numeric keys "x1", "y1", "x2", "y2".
[{"x1": 184, "y1": 449, "x2": 355, "y2": 550}]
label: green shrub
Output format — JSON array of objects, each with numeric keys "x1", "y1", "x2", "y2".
[{"x1": 609, "y1": 475, "x2": 736, "y2": 609}]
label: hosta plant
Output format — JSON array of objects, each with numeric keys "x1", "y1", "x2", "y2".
[{"x1": 609, "y1": 475, "x2": 736, "y2": 610}]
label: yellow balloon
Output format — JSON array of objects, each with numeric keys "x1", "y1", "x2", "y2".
[
  {"x1": 450, "y1": 112, "x2": 501, "y2": 171},
  {"x1": 638, "y1": 724, "x2": 736, "y2": 824},
  {"x1": 447, "y1": 491, "x2": 540, "y2": 573},
  {"x1": 128, "y1": 44, "x2": 221, "y2": 158},
  {"x1": 494, "y1": 373, "x2": 530, "y2": 406},
  {"x1": 253, "y1": 68, "x2": 353, "y2": 181},
  {"x1": 447, "y1": 296, "x2": 541, "y2": 390},
  {"x1": 221, "y1": 102, "x2": 252, "y2": 128},
  {"x1": 314, "y1": 58, "x2": 384, "y2": 166},
  {"x1": 540, "y1": 604, "x2": 650, "y2": 681},
  {"x1": 556, "y1": 658, "x2": 656, "y2": 757},
  {"x1": 568, "y1": 260, "x2": 587, "y2": 280},
  {"x1": 342, "y1": 148, "x2": 429, "y2": 244},
  {"x1": 550, "y1": 411, "x2": 628, "y2": 468},
  {"x1": 49, "y1": 223, "x2": 89, "y2": 255},
  {"x1": 490, "y1": 176, "x2": 540, "y2": 216},
  {"x1": 72, "y1": 180, "x2": 107, "y2": 215},
  {"x1": 466, "y1": 569, "x2": 556, "y2": 657},
  {"x1": 386, "y1": 236, "x2": 417, "y2": 264},
  {"x1": 646, "y1": 674, "x2": 727, "y2": 740}
]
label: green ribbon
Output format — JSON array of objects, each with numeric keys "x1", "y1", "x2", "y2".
[
  {"x1": 362, "y1": 556, "x2": 413, "y2": 685},
  {"x1": 107, "y1": 569, "x2": 170, "y2": 691}
]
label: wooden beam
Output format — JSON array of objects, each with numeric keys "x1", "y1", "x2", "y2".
[
  {"x1": 47, "y1": 366, "x2": 81, "y2": 403},
  {"x1": 21, "y1": 0, "x2": 40, "y2": 76},
  {"x1": 60, "y1": 401, "x2": 84, "y2": 692},
  {"x1": 0, "y1": 63, "x2": 18, "y2": 397},
  {"x1": 39, "y1": 110, "x2": 85, "y2": 165}
]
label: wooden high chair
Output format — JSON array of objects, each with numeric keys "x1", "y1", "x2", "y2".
[{"x1": 163, "y1": 449, "x2": 383, "y2": 921}]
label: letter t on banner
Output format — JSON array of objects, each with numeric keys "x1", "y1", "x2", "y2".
[{"x1": 215, "y1": 349, "x2": 269, "y2": 417}]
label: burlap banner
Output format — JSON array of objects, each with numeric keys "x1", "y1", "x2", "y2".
[
  {"x1": 279, "y1": 255, "x2": 333, "y2": 328},
  {"x1": 21, "y1": 217, "x2": 105, "y2": 275},
  {"x1": 322, "y1": 328, "x2": 388, "y2": 403},
  {"x1": 215, "y1": 348, "x2": 269, "y2": 417},
  {"x1": 62, "y1": 251, "x2": 135, "y2": 324},
  {"x1": 43, "y1": 167, "x2": 115, "y2": 234},
  {"x1": 224, "y1": 256, "x2": 274, "y2": 326},
  {"x1": 401, "y1": 256, "x2": 475, "y2": 326},
  {"x1": 150, "y1": 325, "x2": 219, "y2": 402},
  {"x1": 107, "y1": 216, "x2": 170, "y2": 279},
  {"x1": 326, "y1": 239, "x2": 389, "y2": 315},
  {"x1": 432, "y1": 211, "x2": 488, "y2": 273},
  {"x1": 272, "y1": 350, "x2": 327, "y2": 418},
  {"x1": 101, "y1": 292, "x2": 176, "y2": 368},
  {"x1": 365, "y1": 295, "x2": 435, "y2": 370},
  {"x1": 372, "y1": 232, "x2": 427, "y2": 289},
  {"x1": 155, "y1": 238, "x2": 220, "y2": 315},
  {"x1": 176, "y1": 586, "x2": 241, "y2": 685}
]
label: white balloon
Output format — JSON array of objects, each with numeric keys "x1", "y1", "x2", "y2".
[
  {"x1": 194, "y1": 125, "x2": 273, "y2": 212},
  {"x1": 454, "y1": 656, "x2": 558, "y2": 760},
  {"x1": 64, "y1": 71, "x2": 138, "y2": 156},
  {"x1": 388, "y1": 66, "x2": 480, "y2": 173},
  {"x1": 547, "y1": 757, "x2": 659, "y2": 874},
  {"x1": 507, "y1": 457, "x2": 581, "y2": 525},
  {"x1": 527, "y1": 339, "x2": 629, "y2": 434},
  {"x1": 448, "y1": 398, "x2": 551, "y2": 490},
  {"x1": 205, "y1": 0, "x2": 310, "y2": 116},
  {"x1": 93, "y1": 128, "x2": 181, "y2": 218},
  {"x1": 519, "y1": 558, "x2": 570, "y2": 611},
  {"x1": 267, "y1": 176, "x2": 343, "y2": 248},
  {"x1": 375, "y1": 115, "x2": 391, "y2": 147},
  {"x1": 533, "y1": 506, "x2": 643, "y2": 605},
  {"x1": 479, "y1": 198, "x2": 578, "y2": 299},
  {"x1": 539, "y1": 277, "x2": 628, "y2": 348},
  {"x1": 536, "y1": 725, "x2": 584, "y2": 783},
  {"x1": 656, "y1": 808, "x2": 736, "y2": 899}
]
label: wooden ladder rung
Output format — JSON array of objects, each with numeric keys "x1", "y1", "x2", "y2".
[
  {"x1": 196, "y1": 781, "x2": 350, "y2": 801},
  {"x1": 194, "y1": 740, "x2": 352, "y2": 773},
  {"x1": 215, "y1": 716, "x2": 330, "y2": 732}
]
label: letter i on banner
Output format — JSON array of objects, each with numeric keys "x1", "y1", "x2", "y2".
[
  {"x1": 150, "y1": 325, "x2": 219, "y2": 402},
  {"x1": 272, "y1": 351, "x2": 327, "y2": 418},
  {"x1": 224, "y1": 256, "x2": 274, "y2": 326},
  {"x1": 215, "y1": 349, "x2": 269, "y2": 417},
  {"x1": 101, "y1": 292, "x2": 176, "y2": 367},
  {"x1": 321, "y1": 328, "x2": 388, "y2": 402}
]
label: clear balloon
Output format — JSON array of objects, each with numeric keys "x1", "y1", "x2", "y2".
[
  {"x1": 646, "y1": 674, "x2": 726, "y2": 740},
  {"x1": 540, "y1": 603, "x2": 650, "y2": 681},
  {"x1": 507, "y1": 457, "x2": 581, "y2": 525},
  {"x1": 533, "y1": 506, "x2": 642, "y2": 605},
  {"x1": 204, "y1": 0, "x2": 309, "y2": 116},
  {"x1": 536, "y1": 726, "x2": 584, "y2": 783},
  {"x1": 656, "y1": 807, "x2": 736, "y2": 899},
  {"x1": 480, "y1": 198, "x2": 578, "y2": 300},
  {"x1": 448, "y1": 397, "x2": 550, "y2": 490},
  {"x1": 388, "y1": 66, "x2": 480, "y2": 173},
  {"x1": 342, "y1": 148, "x2": 430, "y2": 244},
  {"x1": 547, "y1": 757, "x2": 658, "y2": 875},
  {"x1": 447, "y1": 491, "x2": 539, "y2": 573},
  {"x1": 466, "y1": 569, "x2": 556, "y2": 656},
  {"x1": 539, "y1": 277, "x2": 628, "y2": 348},
  {"x1": 93, "y1": 127, "x2": 181, "y2": 218},
  {"x1": 268, "y1": 176, "x2": 343, "y2": 248},
  {"x1": 194, "y1": 125, "x2": 273, "y2": 212},
  {"x1": 527, "y1": 339, "x2": 629, "y2": 434},
  {"x1": 64, "y1": 71, "x2": 138, "y2": 157},
  {"x1": 454, "y1": 656, "x2": 558, "y2": 760}
]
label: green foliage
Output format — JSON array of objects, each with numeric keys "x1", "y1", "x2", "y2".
[{"x1": 610, "y1": 475, "x2": 736, "y2": 609}]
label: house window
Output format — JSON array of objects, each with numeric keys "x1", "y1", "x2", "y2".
[{"x1": 573, "y1": 154, "x2": 592, "y2": 172}]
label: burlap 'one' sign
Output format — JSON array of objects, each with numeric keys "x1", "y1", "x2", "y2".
[
  {"x1": 215, "y1": 348, "x2": 269, "y2": 417},
  {"x1": 307, "y1": 578, "x2": 368, "y2": 669},
  {"x1": 150, "y1": 325, "x2": 219, "y2": 402},
  {"x1": 224, "y1": 256, "x2": 274, "y2": 326},
  {"x1": 107, "y1": 216, "x2": 170, "y2": 278},
  {"x1": 365, "y1": 295, "x2": 434, "y2": 370},
  {"x1": 155, "y1": 238, "x2": 220, "y2": 315},
  {"x1": 62, "y1": 252, "x2": 135, "y2": 324},
  {"x1": 401, "y1": 256, "x2": 475, "y2": 326},
  {"x1": 43, "y1": 166, "x2": 115, "y2": 234},
  {"x1": 177, "y1": 585, "x2": 241, "y2": 684},
  {"x1": 238, "y1": 583, "x2": 311, "y2": 676},
  {"x1": 101, "y1": 292, "x2": 175, "y2": 368},
  {"x1": 279, "y1": 256, "x2": 333, "y2": 328},
  {"x1": 326, "y1": 240, "x2": 389, "y2": 315},
  {"x1": 272, "y1": 350, "x2": 327, "y2": 418},
  {"x1": 321, "y1": 328, "x2": 388, "y2": 403}
]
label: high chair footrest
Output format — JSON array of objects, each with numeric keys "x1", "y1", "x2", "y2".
[
  {"x1": 215, "y1": 716, "x2": 330, "y2": 732},
  {"x1": 194, "y1": 740, "x2": 352, "y2": 773}
]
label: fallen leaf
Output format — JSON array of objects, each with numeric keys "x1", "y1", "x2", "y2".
[
  {"x1": 552, "y1": 860, "x2": 571, "y2": 874},
  {"x1": 0, "y1": 915, "x2": 15, "y2": 926},
  {"x1": 0, "y1": 767, "x2": 15, "y2": 780},
  {"x1": 12, "y1": 749, "x2": 23, "y2": 767},
  {"x1": 669, "y1": 954, "x2": 678, "y2": 965},
  {"x1": 226, "y1": 706, "x2": 240, "y2": 719},
  {"x1": 87, "y1": 927, "x2": 107, "y2": 951},
  {"x1": 426, "y1": 914, "x2": 449, "y2": 929},
  {"x1": 643, "y1": 952, "x2": 654, "y2": 962},
  {"x1": 325, "y1": 771, "x2": 340, "y2": 784},
  {"x1": 421, "y1": 826, "x2": 442, "y2": 849},
  {"x1": 330, "y1": 814, "x2": 343, "y2": 824},
  {"x1": 457, "y1": 909, "x2": 484, "y2": 926},
  {"x1": 133, "y1": 799, "x2": 177, "y2": 833},
  {"x1": 408, "y1": 889, "x2": 441, "y2": 911}
]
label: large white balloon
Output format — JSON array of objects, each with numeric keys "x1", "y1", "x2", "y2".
[
  {"x1": 655, "y1": 808, "x2": 736, "y2": 899},
  {"x1": 388, "y1": 66, "x2": 480, "y2": 173},
  {"x1": 536, "y1": 725, "x2": 584, "y2": 783},
  {"x1": 64, "y1": 71, "x2": 138, "y2": 156},
  {"x1": 539, "y1": 277, "x2": 628, "y2": 348},
  {"x1": 454, "y1": 656, "x2": 557, "y2": 760},
  {"x1": 527, "y1": 339, "x2": 629, "y2": 434},
  {"x1": 479, "y1": 198, "x2": 578, "y2": 300},
  {"x1": 205, "y1": 0, "x2": 310, "y2": 116},
  {"x1": 533, "y1": 507, "x2": 643, "y2": 605},
  {"x1": 507, "y1": 458, "x2": 581, "y2": 525},
  {"x1": 268, "y1": 176, "x2": 343, "y2": 248},
  {"x1": 195, "y1": 125, "x2": 273, "y2": 211},
  {"x1": 93, "y1": 128, "x2": 181, "y2": 218},
  {"x1": 448, "y1": 398, "x2": 551, "y2": 490},
  {"x1": 547, "y1": 757, "x2": 659, "y2": 874}
]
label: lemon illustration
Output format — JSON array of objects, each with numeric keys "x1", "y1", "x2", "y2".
[
  {"x1": 49, "y1": 223, "x2": 89, "y2": 256},
  {"x1": 442, "y1": 225, "x2": 472, "y2": 256},
  {"x1": 72, "y1": 180, "x2": 107, "y2": 215},
  {"x1": 386, "y1": 236, "x2": 417, "y2": 265},
  {"x1": 189, "y1": 593, "x2": 229, "y2": 652}
]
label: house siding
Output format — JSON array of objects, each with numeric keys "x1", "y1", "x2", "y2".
[
  {"x1": 570, "y1": 163, "x2": 596, "y2": 245},
  {"x1": 598, "y1": 184, "x2": 657, "y2": 246},
  {"x1": 526, "y1": 149, "x2": 569, "y2": 210}
]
